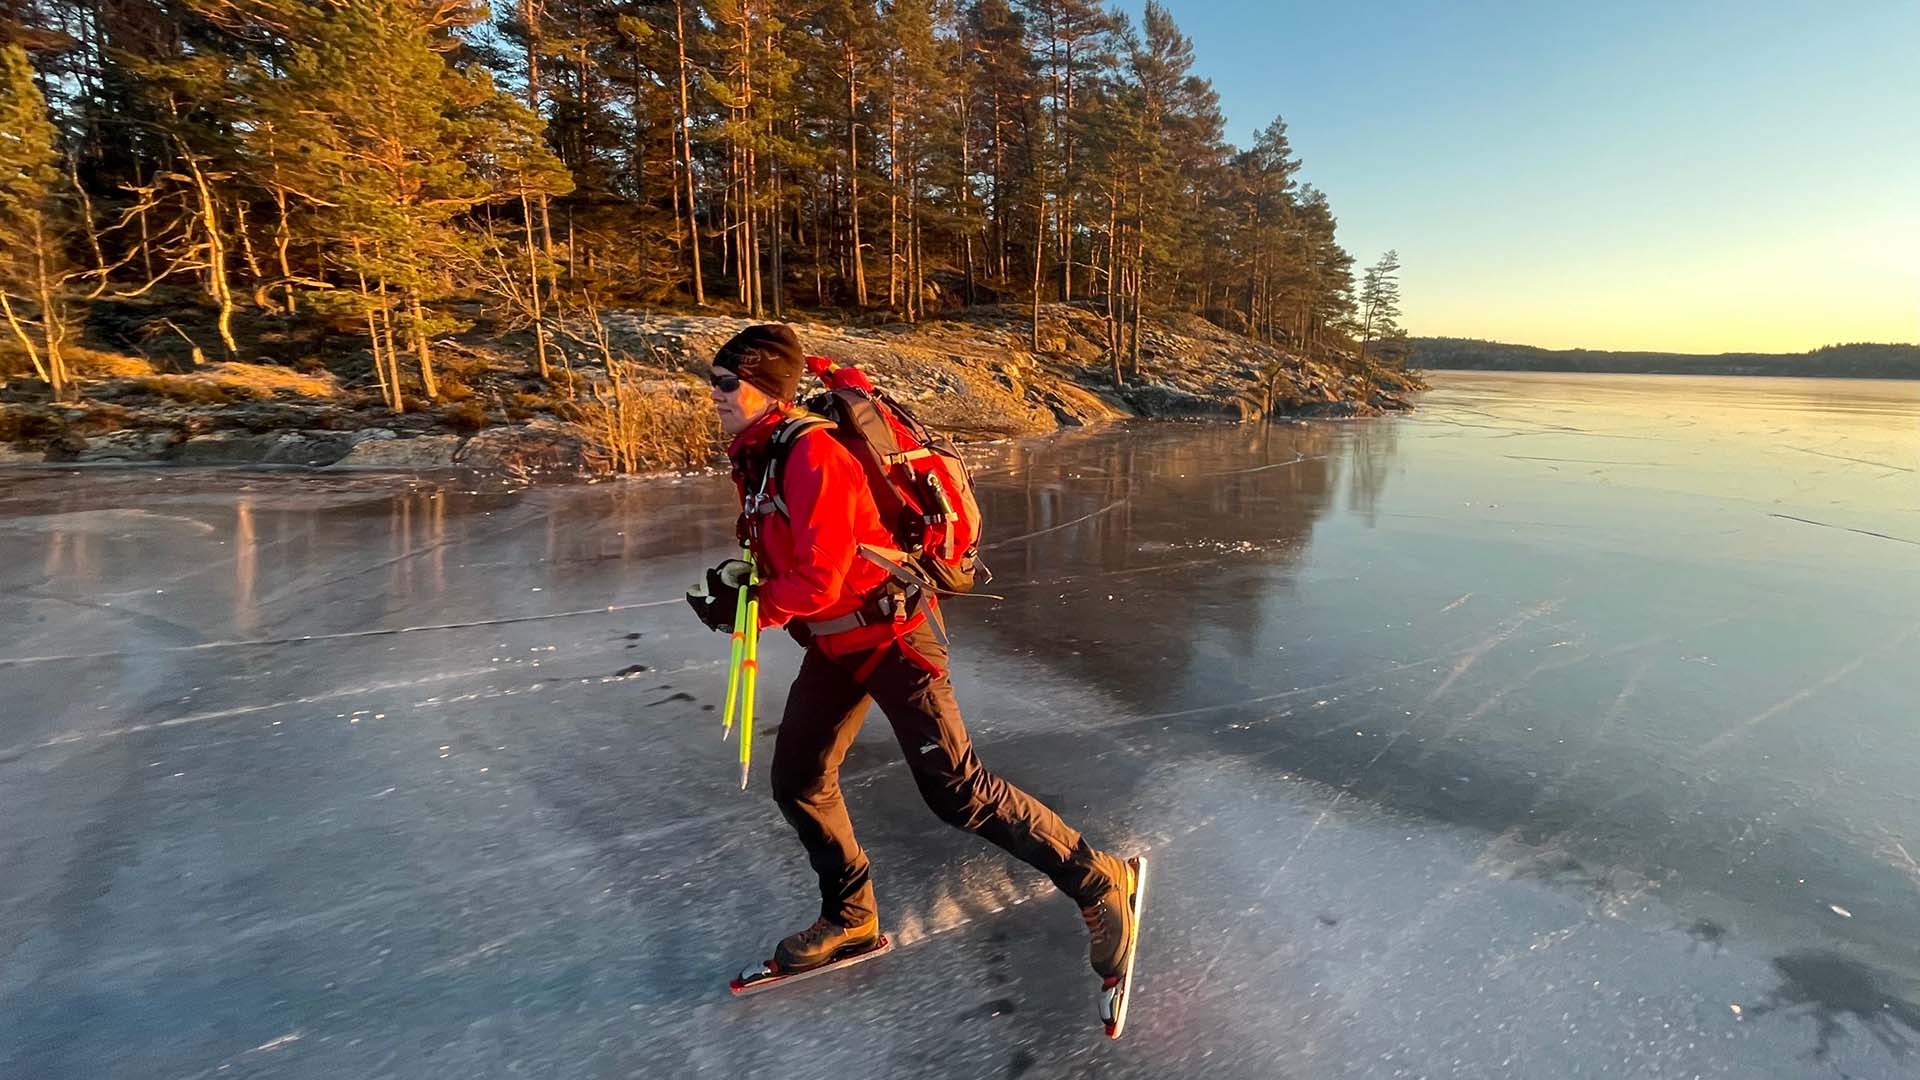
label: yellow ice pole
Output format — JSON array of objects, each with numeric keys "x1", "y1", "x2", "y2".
[
  {"x1": 721, "y1": 546, "x2": 752, "y2": 741},
  {"x1": 738, "y1": 559, "x2": 761, "y2": 790}
]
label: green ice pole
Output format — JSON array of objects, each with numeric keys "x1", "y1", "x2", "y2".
[
  {"x1": 738, "y1": 560, "x2": 760, "y2": 791},
  {"x1": 721, "y1": 546, "x2": 752, "y2": 740}
]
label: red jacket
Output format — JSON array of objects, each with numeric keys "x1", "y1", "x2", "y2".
[{"x1": 727, "y1": 409, "x2": 903, "y2": 655}]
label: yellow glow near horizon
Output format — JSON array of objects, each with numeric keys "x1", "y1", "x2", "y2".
[{"x1": 1409, "y1": 214, "x2": 1920, "y2": 354}]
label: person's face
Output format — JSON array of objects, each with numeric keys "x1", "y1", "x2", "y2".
[{"x1": 710, "y1": 369, "x2": 776, "y2": 436}]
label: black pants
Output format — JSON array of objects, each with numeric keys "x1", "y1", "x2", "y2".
[{"x1": 769, "y1": 621, "x2": 1115, "y2": 925}]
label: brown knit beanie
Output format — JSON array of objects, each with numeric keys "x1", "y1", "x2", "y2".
[{"x1": 714, "y1": 324, "x2": 805, "y2": 401}]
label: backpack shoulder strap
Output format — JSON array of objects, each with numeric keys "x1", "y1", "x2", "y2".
[{"x1": 750, "y1": 413, "x2": 836, "y2": 519}]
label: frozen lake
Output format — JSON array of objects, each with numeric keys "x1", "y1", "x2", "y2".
[{"x1": 3, "y1": 372, "x2": 1918, "y2": 1078}]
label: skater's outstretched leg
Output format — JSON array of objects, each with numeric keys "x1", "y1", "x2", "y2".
[{"x1": 863, "y1": 624, "x2": 1130, "y2": 973}]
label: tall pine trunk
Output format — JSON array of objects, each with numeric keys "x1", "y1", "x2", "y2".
[
  {"x1": 522, "y1": 0, "x2": 555, "y2": 264},
  {"x1": 991, "y1": 92, "x2": 1007, "y2": 281},
  {"x1": 271, "y1": 182, "x2": 295, "y2": 314},
  {"x1": 520, "y1": 191, "x2": 550, "y2": 378},
  {"x1": 1113, "y1": 191, "x2": 1121, "y2": 380},
  {"x1": 769, "y1": 159, "x2": 783, "y2": 319},
  {"x1": 181, "y1": 151, "x2": 238, "y2": 359},
  {"x1": 906, "y1": 171, "x2": 919, "y2": 321},
  {"x1": 355, "y1": 251, "x2": 394, "y2": 412},
  {"x1": 409, "y1": 293, "x2": 437, "y2": 400},
  {"x1": 1060, "y1": 40, "x2": 1074, "y2": 303},
  {"x1": 886, "y1": 56, "x2": 899, "y2": 311},
  {"x1": 1029, "y1": 196, "x2": 1044, "y2": 351},
  {"x1": 742, "y1": 18, "x2": 761, "y2": 318},
  {"x1": 30, "y1": 216, "x2": 69, "y2": 398},
  {"x1": 675, "y1": 0, "x2": 704, "y2": 305},
  {"x1": 959, "y1": 84, "x2": 976, "y2": 306},
  {"x1": 845, "y1": 47, "x2": 867, "y2": 307}
]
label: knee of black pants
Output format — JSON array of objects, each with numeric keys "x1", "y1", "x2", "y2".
[
  {"x1": 770, "y1": 764, "x2": 834, "y2": 810},
  {"x1": 915, "y1": 771, "x2": 991, "y2": 832}
]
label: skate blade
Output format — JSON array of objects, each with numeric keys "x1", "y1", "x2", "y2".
[
  {"x1": 1100, "y1": 855, "x2": 1148, "y2": 1039},
  {"x1": 728, "y1": 934, "x2": 893, "y2": 997}
]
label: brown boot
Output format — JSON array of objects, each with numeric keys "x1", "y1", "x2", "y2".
[
  {"x1": 1079, "y1": 853, "x2": 1137, "y2": 980},
  {"x1": 773, "y1": 915, "x2": 882, "y2": 973}
]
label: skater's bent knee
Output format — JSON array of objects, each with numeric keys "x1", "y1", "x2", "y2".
[
  {"x1": 771, "y1": 769, "x2": 837, "y2": 808},
  {"x1": 919, "y1": 780, "x2": 991, "y2": 831}
]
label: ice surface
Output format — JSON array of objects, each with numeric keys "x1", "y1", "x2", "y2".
[{"x1": 3, "y1": 372, "x2": 1918, "y2": 1078}]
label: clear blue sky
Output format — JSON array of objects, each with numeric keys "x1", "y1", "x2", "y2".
[{"x1": 1121, "y1": 1, "x2": 1920, "y2": 351}]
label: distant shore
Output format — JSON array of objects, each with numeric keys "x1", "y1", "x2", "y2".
[{"x1": 1413, "y1": 338, "x2": 1920, "y2": 380}]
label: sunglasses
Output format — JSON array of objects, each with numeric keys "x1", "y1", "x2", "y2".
[{"x1": 710, "y1": 371, "x2": 742, "y2": 393}]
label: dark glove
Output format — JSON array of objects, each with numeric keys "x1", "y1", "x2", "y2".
[{"x1": 685, "y1": 558, "x2": 753, "y2": 632}]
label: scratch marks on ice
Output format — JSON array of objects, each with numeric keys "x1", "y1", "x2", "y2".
[
  {"x1": 0, "y1": 599, "x2": 684, "y2": 667},
  {"x1": 1768, "y1": 513, "x2": 1920, "y2": 549},
  {"x1": 1693, "y1": 621, "x2": 1920, "y2": 757},
  {"x1": 984, "y1": 500, "x2": 1128, "y2": 550}
]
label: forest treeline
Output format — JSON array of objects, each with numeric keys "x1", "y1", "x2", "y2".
[
  {"x1": 1413, "y1": 339, "x2": 1920, "y2": 380},
  {"x1": 1, "y1": 0, "x2": 1407, "y2": 406}
]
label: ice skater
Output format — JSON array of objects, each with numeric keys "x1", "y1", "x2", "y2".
[{"x1": 685, "y1": 324, "x2": 1145, "y2": 1033}]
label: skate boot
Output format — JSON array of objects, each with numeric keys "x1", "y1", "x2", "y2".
[
  {"x1": 1081, "y1": 852, "x2": 1149, "y2": 1038},
  {"x1": 1080, "y1": 853, "x2": 1137, "y2": 979},
  {"x1": 773, "y1": 914, "x2": 882, "y2": 973},
  {"x1": 730, "y1": 914, "x2": 892, "y2": 996}
]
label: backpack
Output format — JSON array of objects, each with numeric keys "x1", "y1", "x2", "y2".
[{"x1": 755, "y1": 356, "x2": 985, "y2": 595}]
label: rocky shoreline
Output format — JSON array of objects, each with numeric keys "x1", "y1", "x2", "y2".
[{"x1": 0, "y1": 304, "x2": 1420, "y2": 479}]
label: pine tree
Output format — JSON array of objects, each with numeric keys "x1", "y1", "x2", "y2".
[
  {"x1": 880, "y1": 0, "x2": 956, "y2": 320},
  {"x1": 1358, "y1": 248, "x2": 1402, "y2": 367},
  {"x1": 672, "y1": 0, "x2": 707, "y2": 303},
  {"x1": 103, "y1": 7, "x2": 255, "y2": 360},
  {"x1": 803, "y1": 0, "x2": 880, "y2": 307},
  {"x1": 463, "y1": 58, "x2": 576, "y2": 377},
  {"x1": 707, "y1": 0, "x2": 800, "y2": 315},
  {"x1": 1127, "y1": 3, "x2": 1224, "y2": 304},
  {"x1": 960, "y1": 0, "x2": 1039, "y2": 289},
  {"x1": 1292, "y1": 185, "x2": 1353, "y2": 361},
  {"x1": 0, "y1": 42, "x2": 75, "y2": 398},
  {"x1": 248, "y1": 0, "x2": 568, "y2": 409},
  {"x1": 1017, "y1": 0, "x2": 1114, "y2": 303},
  {"x1": 1231, "y1": 116, "x2": 1300, "y2": 341}
]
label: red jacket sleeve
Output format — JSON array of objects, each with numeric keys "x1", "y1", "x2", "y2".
[{"x1": 756, "y1": 432, "x2": 861, "y2": 628}]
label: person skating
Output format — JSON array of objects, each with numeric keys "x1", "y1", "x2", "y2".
[{"x1": 687, "y1": 324, "x2": 1141, "y2": 1025}]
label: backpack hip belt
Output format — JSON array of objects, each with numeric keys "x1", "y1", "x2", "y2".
[
  {"x1": 803, "y1": 545, "x2": 949, "y2": 647},
  {"x1": 801, "y1": 583, "x2": 915, "y2": 637}
]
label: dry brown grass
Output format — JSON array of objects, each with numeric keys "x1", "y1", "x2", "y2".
[
  {"x1": 71, "y1": 349, "x2": 159, "y2": 380},
  {"x1": 136, "y1": 377, "x2": 235, "y2": 404},
  {"x1": 3, "y1": 345, "x2": 158, "y2": 388},
  {"x1": 137, "y1": 362, "x2": 341, "y2": 403},
  {"x1": 565, "y1": 366, "x2": 717, "y2": 473},
  {"x1": 440, "y1": 399, "x2": 489, "y2": 432},
  {"x1": 0, "y1": 341, "x2": 38, "y2": 381}
]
